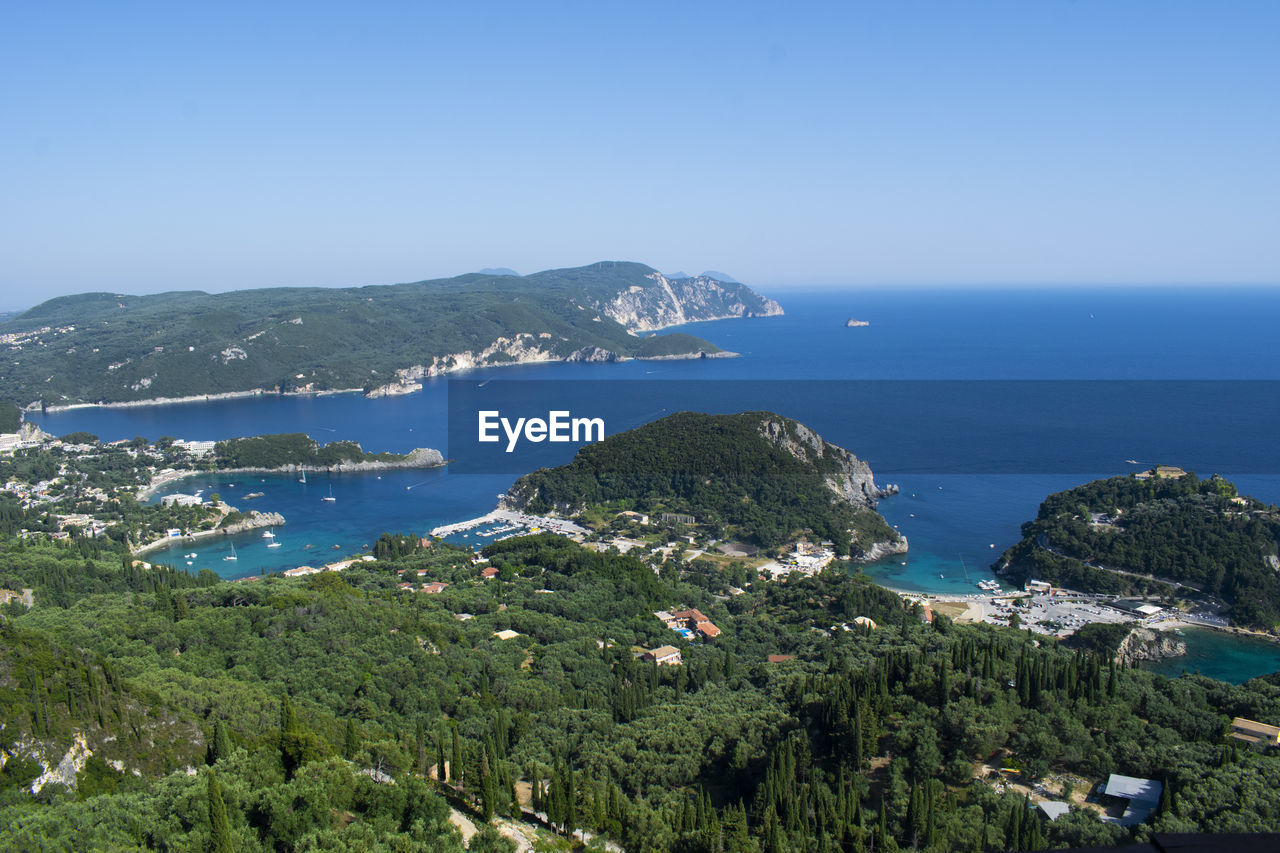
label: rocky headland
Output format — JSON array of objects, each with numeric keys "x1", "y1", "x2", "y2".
[{"x1": 1115, "y1": 626, "x2": 1187, "y2": 667}]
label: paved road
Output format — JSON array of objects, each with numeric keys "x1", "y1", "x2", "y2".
[{"x1": 1035, "y1": 532, "x2": 1204, "y2": 593}]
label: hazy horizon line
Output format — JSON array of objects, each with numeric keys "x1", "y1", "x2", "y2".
[{"x1": 3, "y1": 277, "x2": 1279, "y2": 315}]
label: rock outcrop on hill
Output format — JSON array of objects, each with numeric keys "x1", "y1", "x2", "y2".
[
  {"x1": 1115, "y1": 627, "x2": 1188, "y2": 667},
  {"x1": 600, "y1": 272, "x2": 784, "y2": 333}
]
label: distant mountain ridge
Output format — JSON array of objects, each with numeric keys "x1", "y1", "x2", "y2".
[{"x1": 0, "y1": 262, "x2": 782, "y2": 407}]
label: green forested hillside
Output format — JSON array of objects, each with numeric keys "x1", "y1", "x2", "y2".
[
  {"x1": 506, "y1": 412, "x2": 901, "y2": 557},
  {"x1": 995, "y1": 473, "x2": 1280, "y2": 630},
  {"x1": 2, "y1": 532, "x2": 1279, "y2": 850},
  {"x1": 0, "y1": 262, "x2": 768, "y2": 406},
  {"x1": 0, "y1": 402, "x2": 20, "y2": 433},
  {"x1": 211, "y1": 433, "x2": 420, "y2": 469}
]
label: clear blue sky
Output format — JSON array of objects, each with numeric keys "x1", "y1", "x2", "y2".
[{"x1": 3, "y1": 1, "x2": 1276, "y2": 306}]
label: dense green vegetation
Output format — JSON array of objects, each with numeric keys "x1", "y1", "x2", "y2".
[
  {"x1": 212, "y1": 433, "x2": 422, "y2": 470},
  {"x1": 0, "y1": 401, "x2": 21, "y2": 433},
  {"x1": 507, "y1": 412, "x2": 900, "y2": 557},
  {"x1": 0, "y1": 262, "x2": 771, "y2": 405},
  {"x1": 1065, "y1": 623, "x2": 1137, "y2": 658},
  {"x1": 2, "y1": 530, "x2": 1279, "y2": 850},
  {"x1": 996, "y1": 473, "x2": 1280, "y2": 630}
]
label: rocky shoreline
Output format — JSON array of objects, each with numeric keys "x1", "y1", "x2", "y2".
[
  {"x1": 33, "y1": 309, "x2": 762, "y2": 408},
  {"x1": 36, "y1": 386, "x2": 364, "y2": 413},
  {"x1": 133, "y1": 510, "x2": 286, "y2": 557},
  {"x1": 1115, "y1": 626, "x2": 1188, "y2": 666},
  {"x1": 856, "y1": 536, "x2": 910, "y2": 564},
  {"x1": 362, "y1": 347, "x2": 740, "y2": 398}
]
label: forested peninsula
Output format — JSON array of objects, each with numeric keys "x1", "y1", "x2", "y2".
[
  {"x1": 0, "y1": 263, "x2": 782, "y2": 407},
  {"x1": 503, "y1": 411, "x2": 904, "y2": 561},
  {"x1": 209, "y1": 433, "x2": 443, "y2": 474},
  {"x1": 995, "y1": 471, "x2": 1280, "y2": 631}
]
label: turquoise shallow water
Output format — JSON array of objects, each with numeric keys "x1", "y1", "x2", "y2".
[
  {"x1": 860, "y1": 473, "x2": 1090, "y2": 594},
  {"x1": 144, "y1": 468, "x2": 512, "y2": 579},
  {"x1": 1144, "y1": 628, "x2": 1280, "y2": 684}
]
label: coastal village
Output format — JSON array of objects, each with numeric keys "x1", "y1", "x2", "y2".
[
  {"x1": 424, "y1": 500, "x2": 1249, "y2": 671},
  {"x1": 0, "y1": 414, "x2": 1262, "y2": 662}
]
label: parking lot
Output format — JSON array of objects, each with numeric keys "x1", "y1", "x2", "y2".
[{"x1": 984, "y1": 594, "x2": 1133, "y2": 636}]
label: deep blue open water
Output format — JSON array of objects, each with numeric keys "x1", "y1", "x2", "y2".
[{"x1": 30, "y1": 286, "x2": 1280, "y2": 682}]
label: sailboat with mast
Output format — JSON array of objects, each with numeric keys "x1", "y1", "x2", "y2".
[
  {"x1": 322, "y1": 484, "x2": 336, "y2": 502},
  {"x1": 223, "y1": 542, "x2": 238, "y2": 561}
]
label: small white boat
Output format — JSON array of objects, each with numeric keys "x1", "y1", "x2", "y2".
[
  {"x1": 223, "y1": 543, "x2": 238, "y2": 562},
  {"x1": 266, "y1": 541, "x2": 282, "y2": 549},
  {"x1": 322, "y1": 485, "x2": 336, "y2": 502},
  {"x1": 185, "y1": 552, "x2": 197, "y2": 558},
  {"x1": 263, "y1": 530, "x2": 275, "y2": 539},
  {"x1": 299, "y1": 472, "x2": 307, "y2": 484}
]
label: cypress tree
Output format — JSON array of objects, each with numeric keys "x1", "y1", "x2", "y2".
[
  {"x1": 451, "y1": 725, "x2": 462, "y2": 785},
  {"x1": 480, "y1": 743, "x2": 496, "y2": 821},
  {"x1": 548, "y1": 764, "x2": 565, "y2": 830},
  {"x1": 343, "y1": 719, "x2": 360, "y2": 760},
  {"x1": 154, "y1": 585, "x2": 173, "y2": 620},
  {"x1": 436, "y1": 726, "x2": 447, "y2": 782},
  {"x1": 415, "y1": 718, "x2": 427, "y2": 775},
  {"x1": 1006, "y1": 801, "x2": 1022, "y2": 852},
  {"x1": 564, "y1": 762, "x2": 577, "y2": 835},
  {"x1": 208, "y1": 770, "x2": 232, "y2": 853},
  {"x1": 208, "y1": 719, "x2": 232, "y2": 765}
]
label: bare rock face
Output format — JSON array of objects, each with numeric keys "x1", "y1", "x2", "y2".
[
  {"x1": 27, "y1": 733, "x2": 92, "y2": 793},
  {"x1": 756, "y1": 416, "x2": 892, "y2": 508},
  {"x1": 600, "y1": 273, "x2": 783, "y2": 333},
  {"x1": 392, "y1": 334, "x2": 563, "y2": 381},
  {"x1": 566, "y1": 346, "x2": 619, "y2": 363},
  {"x1": 329, "y1": 447, "x2": 444, "y2": 471},
  {"x1": 1115, "y1": 627, "x2": 1187, "y2": 666},
  {"x1": 222, "y1": 511, "x2": 287, "y2": 535},
  {"x1": 862, "y1": 537, "x2": 910, "y2": 562}
]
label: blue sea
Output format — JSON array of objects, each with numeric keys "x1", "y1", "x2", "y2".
[{"x1": 30, "y1": 286, "x2": 1280, "y2": 682}]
